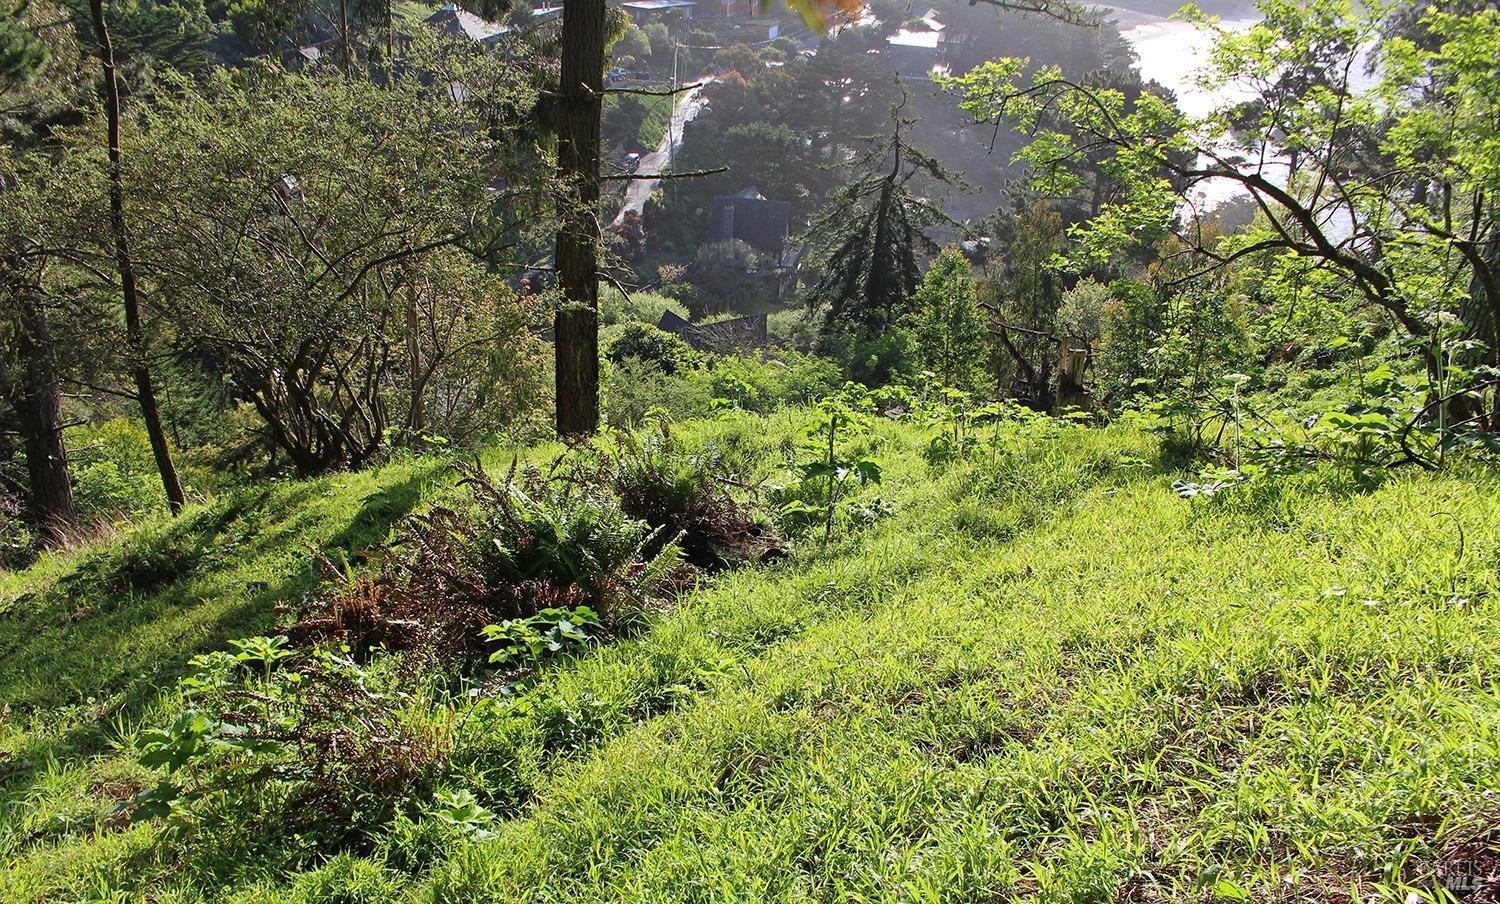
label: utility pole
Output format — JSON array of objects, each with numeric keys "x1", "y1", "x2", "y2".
[{"x1": 668, "y1": 41, "x2": 679, "y2": 173}]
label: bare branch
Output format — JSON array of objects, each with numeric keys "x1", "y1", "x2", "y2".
[
  {"x1": 964, "y1": 0, "x2": 1097, "y2": 26},
  {"x1": 603, "y1": 82, "x2": 705, "y2": 96},
  {"x1": 603, "y1": 166, "x2": 729, "y2": 181}
]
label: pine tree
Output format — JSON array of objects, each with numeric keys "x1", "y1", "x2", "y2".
[
  {"x1": 801, "y1": 95, "x2": 960, "y2": 383},
  {"x1": 0, "y1": 1, "x2": 46, "y2": 86}
]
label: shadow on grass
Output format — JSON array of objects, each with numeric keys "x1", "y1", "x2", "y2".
[{"x1": 0, "y1": 463, "x2": 444, "y2": 804}]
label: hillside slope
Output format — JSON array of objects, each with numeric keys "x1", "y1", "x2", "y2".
[{"x1": 3, "y1": 413, "x2": 1498, "y2": 902}]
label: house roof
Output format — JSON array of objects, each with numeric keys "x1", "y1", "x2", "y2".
[
  {"x1": 709, "y1": 192, "x2": 791, "y2": 254},
  {"x1": 620, "y1": 0, "x2": 696, "y2": 10},
  {"x1": 886, "y1": 6, "x2": 944, "y2": 50},
  {"x1": 658, "y1": 310, "x2": 768, "y2": 352},
  {"x1": 658, "y1": 309, "x2": 692, "y2": 332},
  {"x1": 425, "y1": 3, "x2": 510, "y2": 43},
  {"x1": 887, "y1": 28, "x2": 940, "y2": 49}
]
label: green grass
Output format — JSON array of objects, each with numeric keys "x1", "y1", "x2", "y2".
[
  {"x1": 602, "y1": 91, "x2": 674, "y2": 154},
  {"x1": 636, "y1": 91, "x2": 673, "y2": 153},
  {"x1": 3, "y1": 411, "x2": 1498, "y2": 902}
]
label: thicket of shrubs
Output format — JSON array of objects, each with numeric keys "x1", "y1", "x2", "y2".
[
  {"x1": 124, "y1": 419, "x2": 783, "y2": 862},
  {"x1": 0, "y1": 280, "x2": 826, "y2": 563},
  {"x1": 605, "y1": 347, "x2": 842, "y2": 428}
]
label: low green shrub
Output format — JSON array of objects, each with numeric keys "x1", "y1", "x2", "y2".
[
  {"x1": 0, "y1": 483, "x2": 35, "y2": 568},
  {"x1": 605, "y1": 358, "x2": 716, "y2": 428},
  {"x1": 774, "y1": 390, "x2": 886, "y2": 542},
  {"x1": 605, "y1": 322, "x2": 701, "y2": 375},
  {"x1": 286, "y1": 460, "x2": 681, "y2": 664},
  {"x1": 767, "y1": 308, "x2": 821, "y2": 350},
  {"x1": 121, "y1": 442, "x2": 740, "y2": 863},
  {"x1": 128, "y1": 643, "x2": 458, "y2": 852},
  {"x1": 706, "y1": 349, "x2": 841, "y2": 413},
  {"x1": 580, "y1": 417, "x2": 782, "y2": 569},
  {"x1": 102, "y1": 523, "x2": 205, "y2": 592},
  {"x1": 598, "y1": 287, "x2": 689, "y2": 327},
  {"x1": 462, "y1": 462, "x2": 681, "y2": 630},
  {"x1": 67, "y1": 417, "x2": 172, "y2": 520},
  {"x1": 604, "y1": 348, "x2": 839, "y2": 428}
]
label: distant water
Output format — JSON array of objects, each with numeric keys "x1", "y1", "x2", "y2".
[
  {"x1": 1115, "y1": 8, "x2": 1375, "y2": 217},
  {"x1": 1121, "y1": 14, "x2": 1260, "y2": 118},
  {"x1": 1121, "y1": 12, "x2": 1260, "y2": 209}
]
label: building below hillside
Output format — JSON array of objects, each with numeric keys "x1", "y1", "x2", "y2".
[
  {"x1": 708, "y1": 188, "x2": 791, "y2": 255},
  {"x1": 424, "y1": 3, "x2": 511, "y2": 45},
  {"x1": 881, "y1": 8, "x2": 972, "y2": 78},
  {"x1": 620, "y1": 0, "x2": 697, "y2": 21}
]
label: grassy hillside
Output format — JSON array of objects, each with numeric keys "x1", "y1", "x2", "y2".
[{"x1": 3, "y1": 411, "x2": 1498, "y2": 902}]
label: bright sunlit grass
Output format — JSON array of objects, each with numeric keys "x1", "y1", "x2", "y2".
[{"x1": 3, "y1": 412, "x2": 1497, "y2": 902}]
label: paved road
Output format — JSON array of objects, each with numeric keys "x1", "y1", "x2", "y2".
[{"x1": 610, "y1": 80, "x2": 710, "y2": 227}]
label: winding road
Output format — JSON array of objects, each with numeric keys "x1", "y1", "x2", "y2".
[{"x1": 610, "y1": 79, "x2": 711, "y2": 227}]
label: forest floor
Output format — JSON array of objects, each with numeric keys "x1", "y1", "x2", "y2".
[{"x1": 2, "y1": 410, "x2": 1499, "y2": 902}]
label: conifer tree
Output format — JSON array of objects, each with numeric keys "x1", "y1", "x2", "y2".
[{"x1": 801, "y1": 97, "x2": 960, "y2": 382}]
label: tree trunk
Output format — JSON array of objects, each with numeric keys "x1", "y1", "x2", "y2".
[
  {"x1": 405, "y1": 279, "x2": 425, "y2": 436},
  {"x1": 11, "y1": 285, "x2": 77, "y2": 546},
  {"x1": 553, "y1": 0, "x2": 606, "y2": 437},
  {"x1": 89, "y1": 0, "x2": 186, "y2": 514},
  {"x1": 338, "y1": 0, "x2": 351, "y2": 73},
  {"x1": 864, "y1": 117, "x2": 904, "y2": 333}
]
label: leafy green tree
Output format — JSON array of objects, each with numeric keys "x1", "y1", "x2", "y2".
[
  {"x1": 603, "y1": 94, "x2": 648, "y2": 150},
  {"x1": 115, "y1": 52, "x2": 548, "y2": 474},
  {"x1": 554, "y1": 0, "x2": 1108, "y2": 434},
  {"x1": 48, "y1": 0, "x2": 219, "y2": 80},
  {"x1": 221, "y1": 0, "x2": 308, "y2": 53},
  {"x1": 1056, "y1": 276, "x2": 1110, "y2": 344},
  {"x1": 642, "y1": 20, "x2": 669, "y2": 69},
  {"x1": 942, "y1": 0, "x2": 1500, "y2": 421},
  {"x1": 0, "y1": 0, "x2": 94, "y2": 545},
  {"x1": 677, "y1": 119, "x2": 824, "y2": 218},
  {"x1": 982, "y1": 199, "x2": 1067, "y2": 402},
  {"x1": 0, "y1": 183, "x2": 82, "y2": 543},
  {"x1": 89, "y1": 0, "x2": 186, "y2": 511},
  {"x1": 685, "y1": 239, "x2": 775, "y2": 317},
  {"x1": 909, "y1": 247, "x2": 989, "y2": 393},
  {"x1": 708, "y1": 43, "x2": 762, "y2": 78}
]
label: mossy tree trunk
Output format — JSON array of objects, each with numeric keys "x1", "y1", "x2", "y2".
[{"x1": 553, "y1": 0, "x2": 606, "y2": 437}]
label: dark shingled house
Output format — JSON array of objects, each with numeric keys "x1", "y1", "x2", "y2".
[{"x1": 708, "y1": 188, "x2": 791, "y2": 255}]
